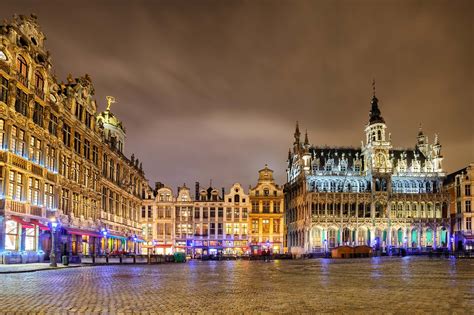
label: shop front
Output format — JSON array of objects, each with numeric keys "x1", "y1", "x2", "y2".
[
  {"x1": 63, "y1": 227, "x2": 102, "y2": 262},
  {"x1": 223, "y1": 240, "x2": 249, "y2": 256},
  {"x1": 1, "y1": 216, "x2": 50, "y2": 264}
]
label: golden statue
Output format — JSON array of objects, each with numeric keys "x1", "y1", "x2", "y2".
[{"x1": 106, "y1": 96, "x2": 116, "y2": 111}]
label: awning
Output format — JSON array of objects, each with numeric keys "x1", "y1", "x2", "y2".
[
  {"x1": 31, "y1": 219, "x2": 50, "y2": 231},
  {"x1": 108, "y1": 233, "x2": 128, "y2": 240},
  {"x1": 155, "y1": 244, "x2": 173, "y2": 248},
  {"x1": 10, "y1": 216, "x2": 35, "y2": 229},
  {"x1": 65, "y1": 227, "x2": 102, "y2": 238}
]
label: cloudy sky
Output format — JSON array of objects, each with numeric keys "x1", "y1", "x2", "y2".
[{"x1": 2, "y1": 0, "x2": 473, "y2": 192}]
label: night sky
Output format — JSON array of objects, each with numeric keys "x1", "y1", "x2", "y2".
[{"x1": 2, "y1": 0, "x2": 473, "y2": 192}]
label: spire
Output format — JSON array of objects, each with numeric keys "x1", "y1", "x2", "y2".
[
  {"x1": 294, "y1": 121, "x2": 301, "y2": 143},
  {"x1": 434, "y1": 133, "x2": 439, "y2": 145},
  {"x1": 304, "y1": 129, "x2": 309, "y2": 146},
  {"x1": 418, "y1": 123, "x2": 424, "y2": 136},
  {"x1": 368, "y1": 79, "x2": 385, "y2": 124}
]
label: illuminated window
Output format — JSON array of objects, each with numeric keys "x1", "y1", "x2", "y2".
[
  {"x1": 8, "y1": 170, "x2": 23, "y2": 200},
  {"x1": 262, "y1": 219, "x2": 270, "y2": 233},
  {"x1": 44, "y1": 183, "x2": 54, "y2": 209},
  {"x1": 29, "y1": 136, "x2": 41, "y2": 163},
  {"x1": 48, "y1": 114, "x2": 58, "y2": 136},
  {"x1": 233, "y1": 223, "x2": 239, "y2": 235},
  {"x1": 273, "y1": 219, "x2": 280, "y2": 233},
  {"x1": 16, "y1": 55, "x2": 28, "y2": 79},
  {"x1": 0, "y1": 119, "x2": 4, "y2": 149},
  {"x1": 467, "y1": 217, "x2": 472, "y2": 231},
  {"x1": 225, "y1": 223, "x2": 232, "y2": 235},
  {"x1": 251, "y1": 220, "x2": 258, "y2": 233},
  {"x1": 241, "y1": 223, "x2": 247, "y2": 235},
  {"x1": 5, "y1": 220, "x2": 19, "y2": 250},
  {"x1": 28, "y1": 177, "x2": 40, "y2": 205},
  {"x1": 25, "y1": 227, "x2": 36, "y2": 251}
]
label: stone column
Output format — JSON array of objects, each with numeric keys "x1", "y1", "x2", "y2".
[
  {"x1": 355, "y1": 229, "x2": 359, "y2": 246},
  {"x1": 20, "y1": 226, "x2": 26, "y2": 251},
  {"x1": 433, "y1": 226, "x2": 437, "y2": 249}
]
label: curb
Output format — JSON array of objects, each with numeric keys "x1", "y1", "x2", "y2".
[{"x1": 0, "y1": 265, "x2": 83, "y2": 274}]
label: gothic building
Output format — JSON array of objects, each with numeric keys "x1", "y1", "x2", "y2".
[
  {"x1": 0, "y1": 14, "x2": 147, "y2": 263},
  {"x1": 285, "y1": 89, "x2": 450, "y2": 255}
]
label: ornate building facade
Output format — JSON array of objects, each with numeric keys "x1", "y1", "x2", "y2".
[
  {"x1": 445, "y1": 164, "x2": 473, "y2": 251},
  {"x1": 249, "y1": 165, "x2": 285, "y2": 254},
  {"x1": 0, "y1": 14, "x2": 147, "y2": 263},
  {"x1": 285, "y1": 90, "x2": 450, "y2": 255}
]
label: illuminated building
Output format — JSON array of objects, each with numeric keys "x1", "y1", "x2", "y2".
[
  {"x1": 140, "y1": 185, "x2": 176, "y2": 255},
  {"x1": 0, "y1": 14, "x2": 147, "y2": 263},
  {"x1": 445, "y1": 164, "x2": 473, "y2": 251},
  {"x1": 248, "y1": 165, "x2": 285, "y2": 254},
  {"x1": 285, "y1": 87, "x2": 450, "y2": 255}
]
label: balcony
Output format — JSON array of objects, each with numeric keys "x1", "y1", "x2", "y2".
[{"x1": 1, "y1": 199, "x2": 47, "y2": 217}]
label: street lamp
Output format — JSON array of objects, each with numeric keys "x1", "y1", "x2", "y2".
[
  {"x1": 101, "y1": 227, "x2": 108, "y2": 256},
  {"x1": 49, "y1": 217, "x2": 59, "y2": 267}
]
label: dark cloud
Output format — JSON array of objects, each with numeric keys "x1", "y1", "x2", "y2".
[{"x1": 2, "y1": 0, "x2": 473, "y2": 191}]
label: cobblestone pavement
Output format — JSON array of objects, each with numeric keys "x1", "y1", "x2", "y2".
[
  {"x1": 0, "y1": 263, "x2": 80, "y2": 274},
  {"x1": 0, "y1": 257, "x2": 472, "y2": 314}
]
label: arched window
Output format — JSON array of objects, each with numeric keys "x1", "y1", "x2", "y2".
[
  {"x1": 377, "y1": 130, "x2": 382, "y2": 141},
  {"x1": 16, "y1": 55, "x2": 28, "y2": 78},
  {"x1": 234, "y1": 194, "x2": 240, "y2": 203},
  {"x1": 34, "y1": 71, "x2": 44, "y2": 91}
]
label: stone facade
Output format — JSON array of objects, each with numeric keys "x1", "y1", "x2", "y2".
[
  {"x1": 0, "y1": 14, "x2": 147, "y2": 263},
  {"x1": 445, "y1": 163, "x2": 473, "y2": 250},
  {"x1": 285, "y1": 89, "x2": 450, "y2": 255},
  {"x1": 248, "y1": 165, "x2": 285, "y2": 254}
]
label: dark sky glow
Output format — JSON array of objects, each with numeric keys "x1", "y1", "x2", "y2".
[{"x1": 3, "y1": 0, "x2": 473, "y2": 191}]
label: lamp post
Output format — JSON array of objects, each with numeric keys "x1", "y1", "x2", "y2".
[
  {"x1": 133, "y1": 234, "x2": 138, "y2": 254},
  {"x1": 101, "y1": 228, "x2": 108, "y2": 256},
  {"x1": 49, "y1": 218, "x2": 59, "y2": 267},
  {"x1": 323, "y1": 239, "x2": 328, "y2": 257}
]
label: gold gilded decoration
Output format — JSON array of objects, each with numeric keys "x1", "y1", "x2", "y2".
[{"x1": 106, "y1": 96, "x2": 116, "y2": 111}]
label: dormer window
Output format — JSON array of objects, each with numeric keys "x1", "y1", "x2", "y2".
[{"x1": 263, "y1": 189, "x2": 269, "y2": 196}]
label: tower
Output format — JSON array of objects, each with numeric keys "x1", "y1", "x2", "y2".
[{"x1": 362, "y1": 81, "x2": 393, "y2": 191}]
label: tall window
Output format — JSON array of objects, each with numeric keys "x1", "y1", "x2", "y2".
[
  {"x1": 74, "y1": 132, "x2": 81, "y2": 154},
  {"x1": 85, "y1": 111, "x2": 92, "y2": 129},
  {"x1": 28, "y1": 177, "x2": 40, "y2": 205},
  {"x1": 1, "y1": 76, "x2": 8, "y2": 104},
  {"x1": 263, "y1": 201, "x2": 270, "y2": 213},
  {"x1": 251, "y1": 220, "x2": 258, "y2": 233},
  {"x1": 466, "y1": 200, "x2": 471, "y2": 213},
  {"x1": 225, "y1": 223, "x2": 232, "y2": 235},
  {"x1": 0, "y1": 119, "x2": 5, "y2": 149},
  {"x1": 48, "y1": 114, "x2": 58, "y2": 136},
  {"x1": 10, "y1": 125, "x2": 26, "y2": 156},
  {"x1": 241, "y1": 223, "x2": 247, "y2": 235},
  {"x1": 466, "y1": 185, "x2": 471, "y2": 196},
  {"x1": 8, "y1": 170, "x2": 23, "y2": 200},
  {"x1": 72, "y1": 161, "x2": 80, "y2": 182},
  {"x1": 15, "y1": 88, "x2": 28, "y2": 116},
  {"x1": 62, "y1": 123, "x2": 71, "y2": 146},
  {"x1": 274, "y1": 201, "x2": 280, "y2": 213},
  {"x1": 16, "y1": 55, "x2": 28, "y2": 80},
  {"x1": 92, "y1": 145, "x2": 98, "y2": 165},
  {"x1": 32, "y1": 102, "x2": 43, "y2": 126},
  {"x1": 29, "y1": 136, "x2": 41, "y2": 163},
  {"x1": 72, "y1": 192, "x2": 79, "y2": 213},
  {"x1": 83, "y1": 139, "x2": 90, "y2": 159},
  {"x1": 45, "y1": 145, "x2": 56, "y2": 171},
  {"x1": 273, "y1": 219, "x2": 280, "y2": 233},
  {"x1": 262, "y1": 219, "x2": 270, "y2": 233},
  {"x1": 5, "y1": 220, "x2": 19, "y2": 250},
  {"x1": 44, "y1": 183, "x2": 54, "y2": 209},
  {"x1": 75, "y1": 104, "x2": 83, "y2": 121},
  {"x1": 34, "y1": 72, "x2": 44, "y2": 97},
  {"x1": 467, "y1": 217, "x2": 472, "y2": 231},
  {"x1": 102, "y1": 153, "x2": 108, "y2": 176},
  {"x1": 61, "y1": 188, "x2": 70, "y2": 213}
]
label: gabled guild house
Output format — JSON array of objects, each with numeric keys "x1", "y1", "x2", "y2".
[{"x1": 0, "y1": 14, "x2": 147, "y2": 264}]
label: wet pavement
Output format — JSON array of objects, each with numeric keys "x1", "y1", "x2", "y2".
[{"x1": 0, "y1": 257, "x2": 472, "y2": 313}]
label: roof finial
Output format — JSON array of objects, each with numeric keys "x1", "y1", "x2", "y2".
[
  {"x1": 106, "y1": 96, "x2": 116, "y2": 111},
  {"x1": 418, "y1": 123, "x2": 423, "y2": 136},
  {"x1": 304, "y1": 129, "x2": 309, "y2": 145},
  {"x1": 294, "y1": 120, "x2": 301, "y2": 143},
  {"x1": 372, "y1": 78, "x2": 376, "y2": 97}
]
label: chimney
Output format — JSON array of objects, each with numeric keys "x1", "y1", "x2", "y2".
[
  {"x1": 155, "y1": 181, "x2": 164, "y2": 191},
  {"x1": 222, "y1": 187, "x2": 225, "y2": 199},
  {"x1": 177, "y1": 186, "x2": 181, "y2": 194},
  {"x1": 195, "y1": 182, "x2": 200, "y2": 200}
]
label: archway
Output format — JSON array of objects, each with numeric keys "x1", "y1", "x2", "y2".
[
  {"x1": 357, "y1": 227, "x2": 367, "y2": 245},
  {"x1": 342, "y1": 227, "x2": 351, "y2": 244},
  {"x1": 411, "y1": 229, "x2": 418, "y2": 248},
  {"x1": 425, "y1": 228, "x2": 433, "y2": 247},
  {"x1": 440, "y1": 227, "x2": 448, "y2": 247},
  {"x1": 328, "y1": 229, "x2": 337, "y2": 248},
  {"x1": 397, "y1": 228, "x2": 403, "y2": 247}
]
